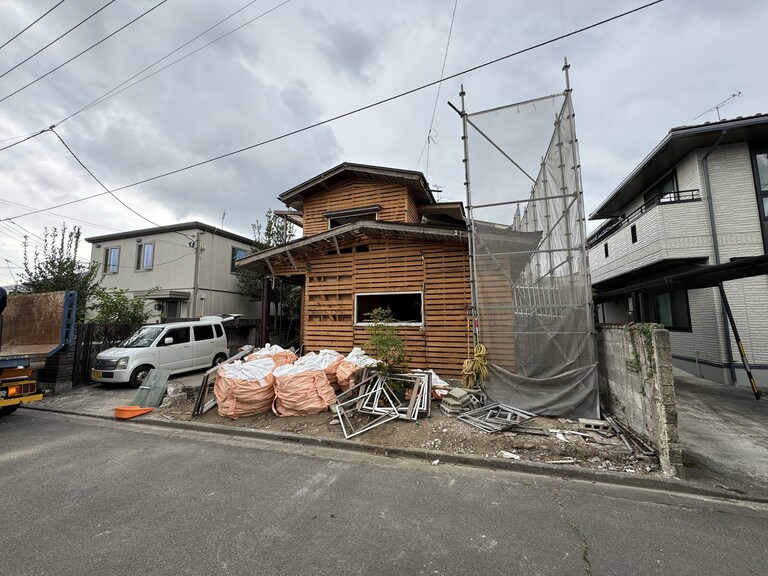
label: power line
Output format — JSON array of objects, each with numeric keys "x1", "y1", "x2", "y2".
[
  {"x1": 48, "y1": 128, "x2": 166, "y2": 230},
  {"x1": 0, "y1": 1, "x2": 115, "y2": 80},
  {"x1": 2, "y1": 0, "x2": 665, "y2": 220},
  {"x1": 417, "y1": 0, "x2": 458, "y2": 178},
  {"x1": 47, "y1": 129, "x2": 198, "y2": 243},
  {"x1": 0, "y1": 0, "x2": 67, "y2": 52},
  {"x1": 59, "y1": 0, "x2": 284, "y2": 126},
  {"x1": 0, "y1": 198, "x2": 121, "y2": 231},
  {"x1": 0, "y1": 0, "x2": 169, "y2": 105}
]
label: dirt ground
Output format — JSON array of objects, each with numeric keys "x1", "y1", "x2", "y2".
[{"x1": 159, "y1": 391, "x2": 660, "y2": 477}]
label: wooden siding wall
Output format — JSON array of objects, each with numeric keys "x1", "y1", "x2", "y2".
[
  {"x1": 475, "y1": 256, "x2": 518, "y2": 373},
  {"x1": 301, "y1": 180, "x2": 421, "y2": 236},
  {"x1": 272, "y1": 238, "x2": 471, "y2": 377}
]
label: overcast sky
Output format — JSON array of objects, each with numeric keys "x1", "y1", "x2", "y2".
[{"x1": 0, "y1": 0, "x2": 764, "y2": 285}]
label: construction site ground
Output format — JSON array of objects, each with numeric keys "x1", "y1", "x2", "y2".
[{"x1": 34, "y1": 372, "x2": 657, "y2": 477}]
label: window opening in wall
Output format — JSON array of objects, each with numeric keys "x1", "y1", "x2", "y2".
[
  {"x1": 328, "y1": 212, "x2": 377, "y2": 229},
  {"x1": 750, "y1": 145, "x2": 768, "y2": 253},
  {"x1": 630, "y1": 224, "x2": 637, "y2": 243},
  {"x1": 604, "y1": 243, "x2": 609, "y2": 258},
  {"x1": 136, "y1": 242, "x2": 154, "y2": 270},
  {"x1": 103, "y1": 246, "x2": 120, "y2": 273},
  {"x1": 649, "y1": 290, "x2": 691, "y2": 331},
  {"x1": 644, "y1": 171, "x2": 678, "y2": 204},
  {"x1": 231, "y1": 246, "x2": 249, "y2": 273},
  {"x1": 355, "y1": 292, "x2": 423, "y2": 325},
  {"x1": 324, "y1": 205, "x2": 381, "y2": 230}
]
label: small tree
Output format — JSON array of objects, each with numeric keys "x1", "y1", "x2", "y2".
[
  {"x1": 20, "y1": 224, "x2": 101, "y2": 322},
  {"x1": 89, "y1": 287, "x2": 156, "y2": 325},
  {"x1": 236, "y1": 209, "x2": 301, "y2": 343},
  {"x1": 365, "y1": 307, "x2": 407, "y2": 380}
]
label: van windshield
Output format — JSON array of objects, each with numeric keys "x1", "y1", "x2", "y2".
[{"x1": 119, "y1": 326, "x2": 164, "y2": 348}]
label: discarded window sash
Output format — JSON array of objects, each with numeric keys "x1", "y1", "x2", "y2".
[
  {"x1": 331, "y1": 371, "x2": 433, "y2": 438},
  {"x1": 457, "y1": 403, "x2": 537, "y2": 434},
  {"x1": 192, "y1": 345, "x2": 254, "y2": 417}
]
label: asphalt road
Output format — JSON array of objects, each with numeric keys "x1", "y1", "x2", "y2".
[{"x1": 2, "y1": 410, "x2": 767, "y2": 576}]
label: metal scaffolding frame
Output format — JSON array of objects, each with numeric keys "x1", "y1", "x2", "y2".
[{"x1": 457, "y1": 60, "x2": 598, "y2": 418}]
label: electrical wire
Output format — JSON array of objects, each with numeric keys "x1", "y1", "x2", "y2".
[
  {"x1": 59, "y1": 0, "x2": 284, "y2": 126},
  {"x1": 2, "y1": 0, "x2": 665, "y2": 221},
  {"x1": 417, "y1": 0, "x2": 458, "y2": 177},
  {"x1": 0, "y1": 0, "x2": 169, "y2": 104},
  {"x1": 0, "y1": 199, "x2": 120, "y2": 231},
  {"x1": 0, "y1": 1, "x2": 114, "y2": 80},
  {"x1": 0, "y1": 0, "x2": 67, "y2": 52}
]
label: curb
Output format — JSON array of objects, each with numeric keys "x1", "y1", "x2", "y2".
[{"x1": 23, "y1": 404, "x2": 768, "y2": 505}]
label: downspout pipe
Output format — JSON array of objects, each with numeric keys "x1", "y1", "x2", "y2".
[{"x1": 702, "y1": 130, "x2": 737, "y2": 383}]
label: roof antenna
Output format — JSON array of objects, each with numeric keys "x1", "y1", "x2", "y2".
[
  {"x1": 220, "y1": 210, "x2": 226, "y2": 229},
  {"x1": 694, "y1": 91, "x2": 741, "y2": 121}
]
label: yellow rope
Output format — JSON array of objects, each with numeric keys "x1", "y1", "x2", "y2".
[{"x1": 461, "y1": 343, "x2": 488, "y2": 389}]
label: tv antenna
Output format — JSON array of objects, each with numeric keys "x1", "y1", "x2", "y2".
[{"x1": 695, "y1": 91, "x2": 741, "y2": 121}]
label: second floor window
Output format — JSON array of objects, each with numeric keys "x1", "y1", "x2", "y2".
[
  {"x1": 644, "y1": 171, "x2": 678, "y2": 204},
  {"x1": 103, "y1": 246, "x2": 120, "y2": 274},
  {"x1": 136, "y1": 242, "x2": 154, "y2": 270}
]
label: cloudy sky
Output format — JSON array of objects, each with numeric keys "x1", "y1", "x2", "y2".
[{"x1": 0, "y1": 0, "x2": 763, "y2": 285}]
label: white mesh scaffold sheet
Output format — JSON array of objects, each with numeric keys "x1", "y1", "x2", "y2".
[{"x1": 465, "y1": 92, "x2": 598, "y2": 418}]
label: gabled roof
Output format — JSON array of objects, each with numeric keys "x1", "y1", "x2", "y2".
[
  {"x1": 85, "y1": 221, "x2": 253, "y2": 246},
  {"x1": 279, "y1": 162, "x2": 436, "y2": 210},
  {"x1": 590, "y1": 114, "x2": 768, "y2": 220}
]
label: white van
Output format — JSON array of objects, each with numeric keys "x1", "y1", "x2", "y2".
[{"x1": 91, "y1": 318, "x2": 230, "y2": 387}]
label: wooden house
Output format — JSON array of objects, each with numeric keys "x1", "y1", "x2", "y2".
[{"x1": 237, "y1": 163, "x2": 473, "y2": 377}]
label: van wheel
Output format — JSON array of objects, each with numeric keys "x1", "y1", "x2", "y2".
[
  {"x1": 0, "y1": 404, "x2": 19, "y2": 416},
  {"x1": 130, "y1": 365, "x2": 153, "y2": 388},
  {"x1": 212, "y1": 353, "x2": 227, "y2": 367}
]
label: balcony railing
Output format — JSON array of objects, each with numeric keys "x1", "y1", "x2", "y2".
[{"x1": 588, "y1": 189, "x2": 701, "y2": 248}]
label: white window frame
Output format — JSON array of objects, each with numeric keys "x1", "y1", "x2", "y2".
[
  {"x1": 354, "y1": 291, "x2": 424, "y2": 326},
  {"x1": 104, "y1": 246, "x2": 120, "y2": 274},
  {"x1": 136, "y1": 241, "x2": 154, "y2": 271}
]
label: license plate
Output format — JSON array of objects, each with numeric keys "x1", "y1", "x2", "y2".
[{"x1": 93, "y1": 371, "x2": 102, "y2": 379}]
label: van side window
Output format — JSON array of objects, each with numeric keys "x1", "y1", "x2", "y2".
[
  {"x1": 193, "y1": 324, "x2": 214, "y2": 341},
  {"x1": 159, "y1": 326, "x2": 190, "y2": 346},
  {"x1": 214, "y1": 324, "x2": 223, "y2": 338}
]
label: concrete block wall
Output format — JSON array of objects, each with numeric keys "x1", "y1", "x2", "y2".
[{"x1": 596, "y1": 324, "x2": 684, "y2": 477}]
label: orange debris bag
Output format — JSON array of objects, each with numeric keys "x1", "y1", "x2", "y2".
[
  {"x1": 336, "y1": 347, "x2": 378, "y2": 392},
  {"x1": 272, "y1": 363, "x2": 337, "y2": 417},
  {"x1": 245, "y1": 343, "x2": 297, "y2": 368},
  {"x1": 215, "y1": 358, "x2": 276, "y2": 419}
]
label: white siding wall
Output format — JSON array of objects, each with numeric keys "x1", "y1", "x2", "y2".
[
  {"x1": 591, "y1": 141, "x2": 768, "y2": 385},
  {"x1": 88, "y1": 226, "x2": 257, "y2": 319},
  {"x1": 589, "y1": 150, "x2": 713, "y2": 285}
]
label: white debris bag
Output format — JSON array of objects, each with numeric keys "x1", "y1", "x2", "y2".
[
  {"x1": 245, "y1": 343, "x2": 297, "y2": 367},
  {"x1": 215, "y1": 358, "x2": 276, "y2": 419},
  {"x1": 295, "y1": 349, "x2": 344, "y2": 390}
]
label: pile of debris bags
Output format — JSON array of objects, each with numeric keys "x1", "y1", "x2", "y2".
[{"x1": 213, "y1": 345, "x2": 377, "y2": 420}]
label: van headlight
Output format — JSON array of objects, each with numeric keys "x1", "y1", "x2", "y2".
[{"x1": 115, "y1": 357, "x2": 130, "y2": 370}]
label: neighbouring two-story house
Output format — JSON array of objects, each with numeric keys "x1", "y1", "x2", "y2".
[
  {"x1": 236, "y1": 162, "x2": 473, "y2": 378},
  {"x1": 587, "y1": 114, "x2": 768, "y2": 386},
  {"x1": 86, "y1": 222, "x2": 257, "y2": 322}
]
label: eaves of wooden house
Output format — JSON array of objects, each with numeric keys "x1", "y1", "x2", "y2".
[{"x1": 238, "y1": 163, "x2": 473, "y2": 377}]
